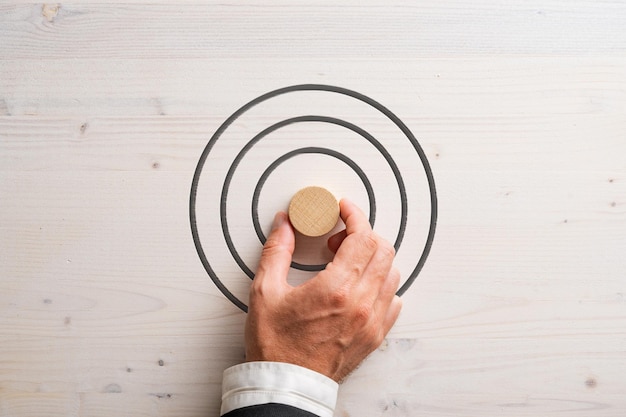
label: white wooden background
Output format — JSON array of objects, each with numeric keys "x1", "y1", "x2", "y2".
[{"x1": 1, "y1": 1, "x2": 626, "y2": 416}]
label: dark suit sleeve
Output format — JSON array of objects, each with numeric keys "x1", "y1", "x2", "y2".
[{"x1": 222, "y1": 403, "x2": 320, "y2": 417}]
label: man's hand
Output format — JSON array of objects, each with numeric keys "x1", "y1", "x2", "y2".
[{"x1": 245, "y1": 199, "x2": 402, "y2": 382}]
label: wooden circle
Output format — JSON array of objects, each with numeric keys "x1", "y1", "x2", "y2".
[{"x1": 288, "y1": 186, "x2": 339, "y2": 237}]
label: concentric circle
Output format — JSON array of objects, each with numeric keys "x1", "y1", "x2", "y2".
[
  {"x1": 251, "y1": 146, "x2": 377, "y2": 272},
  {"x1": 190, "y1": 84, "x2": 438, "y2": 313}
]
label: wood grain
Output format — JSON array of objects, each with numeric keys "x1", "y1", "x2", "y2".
[
  {"x1": 289, "y1": 186, "x2": 339, "y2": 237},
  {"x1": 1, "y1": 1, "x2": 626, "y2": 60},
  {"x1": 1, "y1": 1, "x2": 626, "y2": 416}
]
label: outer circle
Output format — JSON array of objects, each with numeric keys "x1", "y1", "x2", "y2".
[{"x1": 189, "y1": 84, "x2": 438, "y2": 313}]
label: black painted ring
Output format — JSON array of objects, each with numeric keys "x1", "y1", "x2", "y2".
[
  {"x1": 251, "y1": 146, "x2": 377, "y2": 272},
  {"x1": 189, "y1": 84, "x2": 438, "y2": 313},
  {"x1": 221, "y1": 115, "x2": 406, "y2": 281}
]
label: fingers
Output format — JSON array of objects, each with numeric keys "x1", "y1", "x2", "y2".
[
  {"x1": 253, "y1": 212, "x2": 295, "y2": 295},
  {"x1": 327, "y1": 229, "x2": 347, "y2": 253},
  {"x1": 329, "y1": 199, "x2": 376, "y2": 273},
  {"x1": 373, "y1": 266, "x2": 401, "y2": 318},
  {"x1": 339, "y1": 199, "x2": 372, "y2": 235},
  {"x1": 381, "y1": 295, "x2": 403, "y2": 335},
  {"x1": 360, "y1": 237, "x2": 395, "y2": 287},
  {"x1": 327, "y1": 199, "x2": 369, "y2": 253},
  {"x1": 332, "y1": 200, "x2": 401, "y2": 335}
]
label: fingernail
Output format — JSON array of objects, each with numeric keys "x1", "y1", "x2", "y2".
[{"x1": 272, "y1": 212, "x2": 285, "y2": 230}]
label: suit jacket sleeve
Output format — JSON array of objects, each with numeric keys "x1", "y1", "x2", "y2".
[{"x1": 222, "y1": 403, "x2": 320, "y2": 417}]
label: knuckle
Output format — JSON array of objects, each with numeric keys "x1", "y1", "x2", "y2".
[
  {"x1": 373, "y1": 328, "x2": 386, "y2": 348},
  {"x1": 379, "y1": 239, "x2": 396, "y2": 259},
  {"x1": 362, "y1": 232, "x2": 379, "y2": 253},
  {"x1": 329, "y1": 287, "x2": 349, "y2": 308},
  {"x1": 353, "y1": 303, "x2": 372, "y2": 326},
  {"x1": 362, "y1": 322, "x2": 383, "y2": 348},
  {"x1": 389, "y1": 267, "x2": 401, "y2": 287},
  {"x1": 344, "y1": 232, "x2": 377, "y2": 254},
  {"x1": 347, "y1": 263, "x2": 365, "y2": 279},
  {"x1": 262, "y1": 236, "x2": 284, "y2": 256},
  {"x1": 249, "y1": 277, "x2": 268, "y2": 298}
]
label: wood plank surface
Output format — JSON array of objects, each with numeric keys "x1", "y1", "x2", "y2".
[{"x1": 1, "y1": 1, "x2": 625, "y2": 416}]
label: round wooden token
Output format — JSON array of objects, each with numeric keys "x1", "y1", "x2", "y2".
[{"x1": 288, "y1": 186, "x2": 340, "y2": 237}]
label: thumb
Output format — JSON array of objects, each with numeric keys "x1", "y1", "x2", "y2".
[{"x1": 253, "y1": 212, "x2": 295, "y2": 293}]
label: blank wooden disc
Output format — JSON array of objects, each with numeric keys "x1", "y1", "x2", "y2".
[{"x1": 288, "y1": 186, "x2": 339, "y2": 237}]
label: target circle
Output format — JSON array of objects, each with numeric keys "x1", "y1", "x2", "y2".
[
  {"x1": 190, "y1": 84, "x2": 437, "y2": 313},
  {"x1": 251, "y1": 146, "x2": 377, "y2": 272}
]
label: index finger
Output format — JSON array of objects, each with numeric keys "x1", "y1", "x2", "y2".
[{"x1": 323, "y1": 199, "x2": 377, "y2": 280}]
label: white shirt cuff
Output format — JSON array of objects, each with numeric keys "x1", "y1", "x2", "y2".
[{"x1": 220, "y1": 361, "x2": 338, "y2": 417}]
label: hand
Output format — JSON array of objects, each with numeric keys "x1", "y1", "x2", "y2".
[{"x1": 245, "y1": 199, "x2": 402, "y2": 382}]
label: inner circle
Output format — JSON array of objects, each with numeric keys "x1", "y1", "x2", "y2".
[{"x1": 251, "y1": 147, "x2": 376, "y2": 272}]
